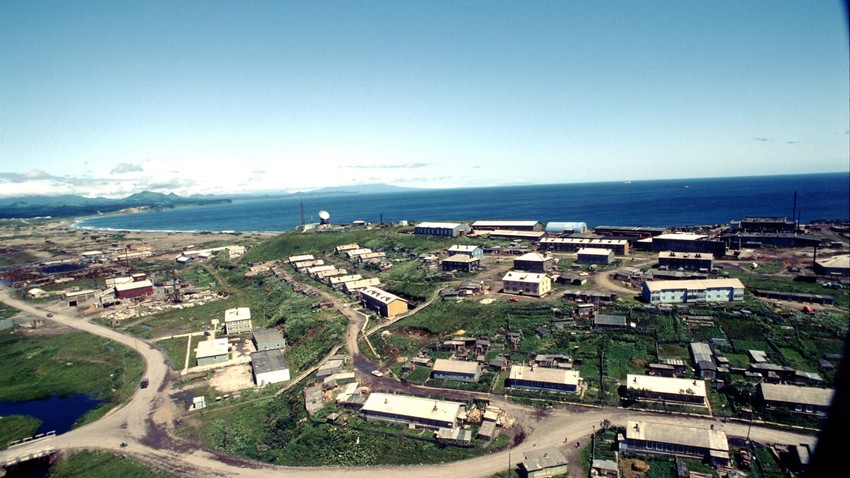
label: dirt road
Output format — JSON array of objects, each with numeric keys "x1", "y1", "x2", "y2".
[{"x1": 0, "y1": 287, "x2": 819, "y2": 478}]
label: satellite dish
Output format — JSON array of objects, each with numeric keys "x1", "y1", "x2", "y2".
[{"x1": 318, "y1": 210, "x2": 330, "y2": 224}]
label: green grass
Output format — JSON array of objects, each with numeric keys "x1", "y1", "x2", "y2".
[
  {"x1": 158, "y1": 336, "x2": 192, "y2": 369},
  {"x1": 605, "y1": 338, "x2": 654, "y2": 380},
  {"x1": 0, "y1": 415, "x2": 41, "y2": 450},
  {"x1": 0, "y1": 330, "x2": 145, "y2": 426},
  {"x1": 0, "y1": 302, "x2": 18, "y2": 320},
  {"x1": 48, "y1": 450, "x2": 177, "y2": 478}
]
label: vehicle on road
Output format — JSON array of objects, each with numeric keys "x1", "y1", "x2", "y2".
[
  {"x1": 140, "y1": 379, "x2": 149, "y2": 389},
  {"x1": 371, "y1": 370, "x2": 383, "y2": 377},
  {"x1": 46, "y1": 313, "x2": 53, "y2": 317}
]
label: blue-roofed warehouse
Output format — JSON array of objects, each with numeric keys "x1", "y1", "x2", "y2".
[{"x1": 546, "y1": 222, "x2": 587, "y2": 234}]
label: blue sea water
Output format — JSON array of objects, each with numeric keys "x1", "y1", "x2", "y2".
[{"x1": 77, "y1": 173, "x2": 849, "y2": 233}]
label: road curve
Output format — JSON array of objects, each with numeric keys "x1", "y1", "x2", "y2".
[{"x1": 0, "y1": 287, "x2": 817, "y2": 477}]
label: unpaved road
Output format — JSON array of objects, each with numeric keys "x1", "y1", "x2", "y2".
[{"x1": 0, "y1": 287, "x2": 818, "y2": 477}]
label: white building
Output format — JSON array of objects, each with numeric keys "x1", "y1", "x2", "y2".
[
  {"x1": 642, "y1": 278, "x2": 745, "y2": 304},
  {"x1": 251, "y1": 349, "x2": 290, "y2": 386},
  {"x1": 360, "y1": 393, "x2": 466, "y2": 429},
  {"x1": 626, "y1": 374, "x2": 707, "y2": 406},
  {"x1": 224, "y1": 307, "x2": 253, "y2": 335},
  {"x1": 502, "y1": 271, "x2": 552, "y2": 297}
]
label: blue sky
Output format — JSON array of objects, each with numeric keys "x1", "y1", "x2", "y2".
[{"x1": 1, "y1": 1, "x2": 847, "y2": 197}]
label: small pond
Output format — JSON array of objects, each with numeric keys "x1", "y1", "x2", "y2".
[{"x1": 0, "y1": 394, "x2": 104, "y2": 435}]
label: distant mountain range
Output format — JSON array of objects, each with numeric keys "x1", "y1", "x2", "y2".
[{"x1": 0, "y1": 191, "x2": 231, "y2": 219}]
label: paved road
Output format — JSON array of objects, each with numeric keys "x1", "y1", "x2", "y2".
[{"x1": 0, "y1": 287, "x2": 818, "y2": 477}]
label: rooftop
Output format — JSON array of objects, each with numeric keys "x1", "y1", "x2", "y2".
[
  {"x1": 114, "y1": 279, "x2": 153, "y2": 291},
  {"x1": 432, "y1": 359, "x2": 480, "y2": 375},
  {"x1": 659, "y1": 251, "x2": 714, "y2": 260},
  {"x1": 502, "y1": 271, "x2": 550, "y2": 283},
  {"x1": 577, "y1": 248, "x2": 614, "y2": 256},
  {"x1": 626, "y1": 374, "x2": 707, "y2": 398},
  {"x1": 644, "y1": 278, "x2": 745, "y2": 292},
  {"x1": 761, "y1": 383, "x2": 834, "y2": 407},
  {"x1": 224, "y1": 307, "x2": 251, "y2": 323},
  {"x1": 690, "y1": 342, "x2": 713, "y2": 362},
  {"x1": 654, "y1": 233, "x2": 708, "y2": 241},
  {"x1": 521, "y1": 448, "x2": 568, "y2": 472},
  {"x1": 473, "y1": 220, "x2": 540, "y2": 227},
  {"x1": 416, "y1": 222, "x2": 467, "y2": 229},
  {"x1": 196, "y1": 338, "x2": 229, "y2": 359},
  {"x1": 361, "y1": 393, "x2": 465, "y2": 424},
  {"x1": 509, "y1": 365, "x2": 581, "y2": 386},
  {"x1": 515, "y1": 251, "x2": 553, "y2": 262},
  {"x1": 251, "y1": 349, "x2": 289, "y2": 375},
  {"x1": 252, "y1": 328, "x2": 283, "y2": 344},
  {"x1": 448, "y1": 244, "x2": 481, "y2": 252},
  {"x1": 359, "y1": 286, "x2": 406, "y2": 305}
]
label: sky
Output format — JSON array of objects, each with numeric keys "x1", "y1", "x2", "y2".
[{"x1": 1, "y1": 1, "x2": 848, "y2": 198}]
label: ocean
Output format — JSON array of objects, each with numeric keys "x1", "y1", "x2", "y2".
[{"x1": 76, "y1": 173, "x2": 849, "y2": 233}]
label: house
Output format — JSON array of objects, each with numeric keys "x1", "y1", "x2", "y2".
[
  {"x1": 224, "y1": 307, "x2": 252, "y2": 335},
  {"x1": 760, "y1": 383, "x2": 834, "y2": 417},
  {"x1": 195, "y1": 338, "x2": 229, "y2": 366},
  {"x1": 431, "y1": 359, "x2": 482, "y2": 382},
  {"x1": 316, "y1": 359, "x2": 344, "y2": 380},
  {"x1": 626, "y1": 374, "x2": 707, "y2": 406},
  {"x1": 252, "y1": 328, "x2": 286, "y2": 351},
  {"x1": 414, "y1": 222, "x2": 471, "y2": 237},
  {"x1": 328, "y1": 274, "x2": 362, "y2": 290},
  {"x1": 642, "y1": 279, "x2": 745, "y2": 304},
  {"x1": 690, "y1": 342, "x2": 716, "y2": 380},
  {"x1": 513, "y1": 251, "x2": 555, "y2": 273},
  {"x1": 342, "y1": 277, "x2": 382, "y2": 294},
  {"x1": 359, "y1": 286, "x2": 408, "y2": 318},
  {"x1": 287, "y1": 254, "x2": 314, "y2": 263},
  {"x1": 577, "y1": 248, "x2": 615, "y2": 265},
  {"x1": 648, "y1": 363, "x2": 676, "y2": 377},
  {"x1": 594, "y1": 314, "x2": 627, "y2": 329},
  {"x1": 27, "y1": 288, "x2": 48, "y2": 299},
  {"x1": 619, "y1": 420, "x2": 730, "y2": 467},
  {"x1": 508, "y1": 365, "x2": 581, "y2": 393},
  {"x1": 441, "y1": 254, "x2": 481, "y2": 273},
  {"x1": 591, "y1": 459, "x2": 619, "y2": 478},
  {"x1": 658, "y1": 251, "x2": 714, "y2": 272},
  {"x1": 447, "y1": 244, "x2": 484, "y2": 259},
  {"x1": 251, "y1": 349, "x2": 290, "y2": 386},
  {"x1": 360, "y1": 393, "x2": 466, "y2": 430},
  {"x1": 345, "y1": 248, "x2": 373, "y2": 259},
  {"x1": 563, "y1": 290, "x2": 618, "y2": 304},
  {"x1": 335, "y1": 243, "x2": 360, "y2": 254},
  {"x1": 502, "y1": 271, "x2": 552, "y2": 297},
  {"x1": 538, "y1": 237, "x2": 630, "y2": 255},
  {"x1": 478, "y1": 420, "x2": 498, "y2": 441},
  {"x1": 519, "y1": 448, "x2": 569, "y2": 478}
]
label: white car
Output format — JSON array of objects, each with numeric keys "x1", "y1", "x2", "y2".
[{"x1": 370, "y1": 370, "x2": 384, "y2": 377}]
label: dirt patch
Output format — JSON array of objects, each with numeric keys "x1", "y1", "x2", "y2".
[
  {"x1": 621, "y1": 458, "x2": 649, "y2": 478},
  {"x1": 208, "y1": 364, "x2": 253, "y2": 393}
]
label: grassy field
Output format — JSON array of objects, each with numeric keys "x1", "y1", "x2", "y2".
[
  {"x1": 0, "y1": 302, "x2": 18, "y2": 320},
  {"x1": 0, "y1": 415, "x2": 41, "y2": 451},
  {"x1": 48, "y1": 450, "x2": 177, "y2": 478},
  {"x1": 0, "y1": 330, "x2": 145, "y2": 426}
]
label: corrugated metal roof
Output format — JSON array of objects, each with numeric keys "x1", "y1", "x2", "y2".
[
  {"x1": 643, "y1": 278, "x2": 744, "y2": 292},
  {"x1": 522, "y1": 448, "x2": 568, "y2": 472},
  {"x1": 626, "y1": 420, "x2": 728, "y2": 452},
  {"x1": 432, "y1": 359, "x2": 480, "y2": 375},
  {"x1": 361, "y1": 393, "x2": 464, "y2": 424},
  {"x1": 761, "y1": 383, "x2": 834, "y2": 406},
  {"x1": 626, "y1": 374, "x2": 707, "y2": 398}
]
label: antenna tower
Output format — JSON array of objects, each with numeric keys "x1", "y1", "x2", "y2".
[{"x1": 300, "y1": 200, "x2": 305, "y2": 229}]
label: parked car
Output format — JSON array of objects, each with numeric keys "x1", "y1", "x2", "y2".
[
  {"x1": 370, "y1": 370, "x2": 384, "y2": 377},
  {"x1": 140, "y1": 379, "x2": 149, "y2": 389}
]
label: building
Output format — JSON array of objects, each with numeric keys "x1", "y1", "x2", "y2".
[
  {"x1": 224, "y1": 307, "x2": 253, "y2": 335},
  {"x1": 721, "y1": 232, "x2": 821, "y2": 249},
  {"x1": 626, "y1": 374, "x2": 707, "y2": 406},
  {"x1": 641, "y1": 278, "x2": 745, "y2": 304},
  {"x1": 287, "y1": 254, "x2": 315, "y2": 263},
  {"x1": 731, "y1": 217, "x2": 797, "y2": 233},
  {"x1": 502, "y1": 271, "x2": 552, "y2": 297},
  {"x1": 343, "y1": 277, "x2": 382, "y2": 294},
  {"x1": 62, "y1": 289, "x2": 97, "y2": 307},
  {"x1": 760, "y1": 383, "x2": 834, "y2": 417},
  {"x1": 545, "y1": 222, "x2": 588, "y2": 234},
  {"x1": 594, "y1": 225, "x2": 667, "y2": 240},
  {"x1": 619, "y1": 420, "x2": 730, "y2": 467},
  {"x1": 591, "y1": 459, "x2": 619, "y2": 478},
  {"x1": 447, "y1": 244, "x2": 484, "y2": 259},
  {"x1": 359, "y1": 286, "x2": 408, "y2": 318},
  {"x1": 690, "y1": 342, "x2": 716, "y2": 380},
  {"x1": 251, "y1": 349, "x2": 290, "y2": 386},
  {"x1": 520, "y1": 448, "x2": 569, "y2": 478},
  {"x1": 441, "y1": 254, "x2": 481, "y2": 273},
  {"x1": 577, "y1": 248, "x2": 615, "y2": 265},
  {"x1": 650, "y1": 233, "x2": 726, "y2": 256},
  {"x1": 360, "y1": 392, "x2": 466, "y2": 430},
  {"x1": 345, "y1": 248, "x2": 373, "y2": 259},
  {"x1": 657, "y1": 251, "x2": 713, "y2": 271},
  {"x1": 430, "y1": 359, "x2": 482, "y2": 382},
  {"x1": 252, "y1": 328, "x2": 286, "y2": 351},
  {"x1": 472, "y1": 220, "x2": 544, "y2": 231},
  {"x1": 195, "y1": 338, "x2": 229, "y2": 366},
  {"x1": 594, "y1": 314, "x2": 627, "y2": 329},
  {"x1": 335, "y1": 243, "x2": 360, "y2": 253},
  {"x1": 414, "y1": 222, "x2": 471, "y2": 237},
  {"x1": 514, "y1": 252, "x2": 555, "y2": 272},
  {"x1": 329, "y1": 274, "x2": 362, "y2": 289},
  {"x1": 538, "y1": 237, "x2": 630, "y2": 255},
  {"x1": 114, "y1": 279, "x2": 154, "y2": 300},
  {"x1": 814, "y1": 254, "x2": 850, "y2": 276},
  {"x1": 508, "y1": 365, "x2": 581, "y2": 393},
  {"x1": 752, "y1": 289, "x2": 835, "y2": 305}
]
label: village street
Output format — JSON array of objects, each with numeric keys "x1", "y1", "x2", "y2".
[{"x1": 0, "y1": 287, "x2": 819, "y2": 477}]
